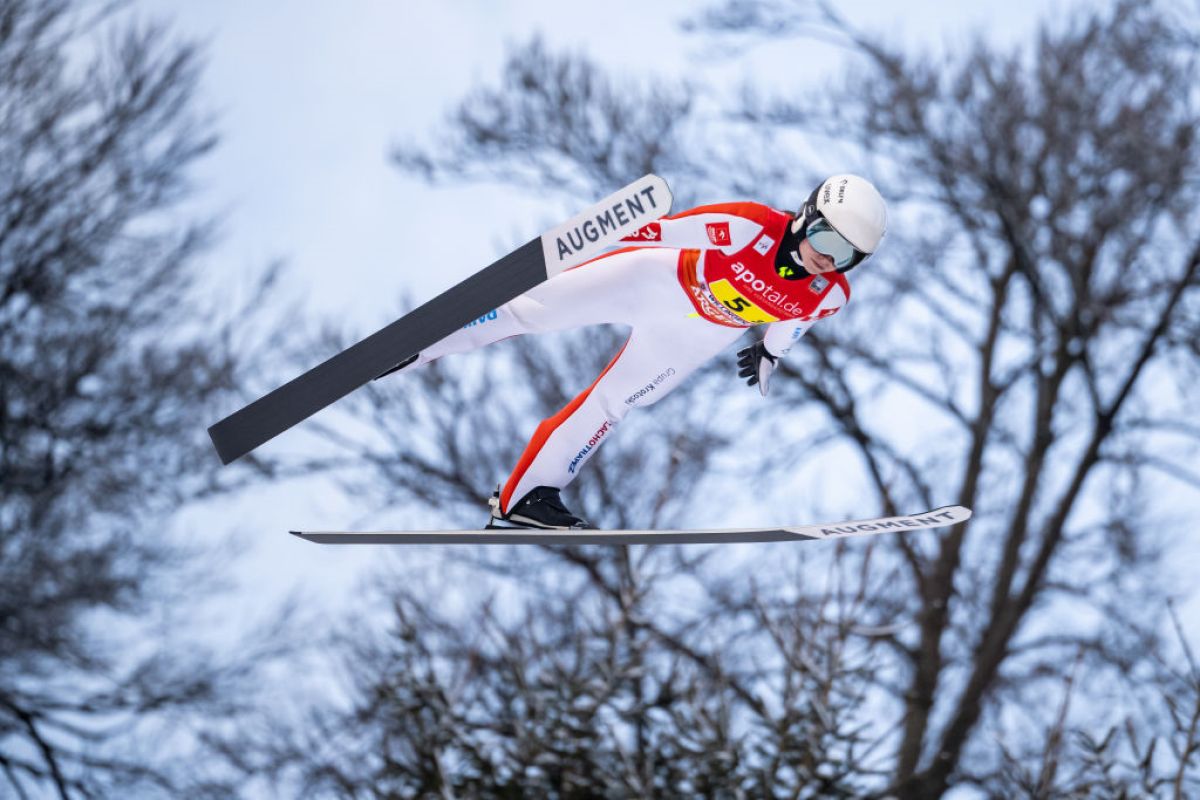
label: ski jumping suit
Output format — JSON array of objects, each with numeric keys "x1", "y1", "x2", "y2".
[{"x1": 409, "y1": 202, "x2": 851, "y2": 514}]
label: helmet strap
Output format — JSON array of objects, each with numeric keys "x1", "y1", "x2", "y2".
[
  {"x1": 790, "y1": 185, "x2": 822, "y2": 235},
  {"x1": 775, "y1": 215, "x2": 808, "y2": 280}
]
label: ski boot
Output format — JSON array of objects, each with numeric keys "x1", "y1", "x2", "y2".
[{"x1": 487, "y1": 486, "x2": 592, "y2": 530}]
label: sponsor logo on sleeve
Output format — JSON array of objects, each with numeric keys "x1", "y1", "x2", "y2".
[{"x1": 706, "y1": 222, "x2": 731, "y2": 246}]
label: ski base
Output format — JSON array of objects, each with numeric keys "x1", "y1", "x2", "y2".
[
  {"x1": 290, "y1": 505, "x2": 972, "y2": 546},
  {"x1": 207, "y1": 174, "x2": 672, "y2": 465}
]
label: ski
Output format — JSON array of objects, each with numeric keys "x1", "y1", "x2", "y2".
[
  {"x1": 289, "y1": 505, "x2": 972, "y2": 545},
  {"x1": 207, "y1": 174, "x2": 673, "y2": 465}
]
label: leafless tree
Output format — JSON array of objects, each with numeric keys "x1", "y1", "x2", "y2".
[
  {"x1": 691, "y1": 0, "x2": 1200, "y2": 795},
  {"x1": 0, "y1": 1, "x2": 288, "y2": 796},
  {"x1": 250, "y1": 1, "x2": 1200, "y2": 797}
]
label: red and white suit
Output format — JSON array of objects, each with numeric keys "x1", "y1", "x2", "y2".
[{"x1": 409, "y1": 202, "x2": 850, "y2": 513}]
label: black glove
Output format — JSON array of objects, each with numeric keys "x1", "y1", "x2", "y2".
[{"x1": 736, "y1": 341, "x2": 777, "y2": 397}]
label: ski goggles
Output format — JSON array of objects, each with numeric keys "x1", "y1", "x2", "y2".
[{"x1": 805, "y1": 217, "x2": 869, "y2": 272}]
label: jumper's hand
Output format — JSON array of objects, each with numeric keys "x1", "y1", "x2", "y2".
[{"x1": 736, "y1": 342, "x2": 778, "y2": 397}]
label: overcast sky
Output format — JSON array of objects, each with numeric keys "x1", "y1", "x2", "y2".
[
  {"x1": 136, "y1": 0, "x2": 1055, "y2": 317},
  {"x1": 127, "y1": 0, "x2": 1095, "y2": 614}
]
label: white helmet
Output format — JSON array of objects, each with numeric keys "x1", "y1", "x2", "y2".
[{"x1": 790, "y1": 174, "x2": 888, "y2": 272}]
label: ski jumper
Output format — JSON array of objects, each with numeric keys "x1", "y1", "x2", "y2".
[{"x1": 408, "y1": 202, "x2": 851, "y2": 513}]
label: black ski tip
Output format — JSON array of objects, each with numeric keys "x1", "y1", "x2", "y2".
[{"x1": 207, "y1": 424, "x2": 239, "y2": 466}]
